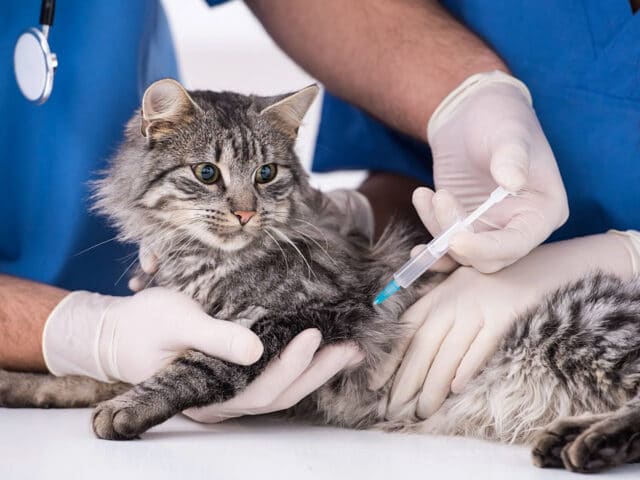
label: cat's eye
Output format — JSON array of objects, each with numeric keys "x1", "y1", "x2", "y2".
[
  {"x1": 255, "y1": 163, "x2": 277, "y2": 184},
  {"x1": 192, "y1": 163, "x2": 220, "y2": 184}
]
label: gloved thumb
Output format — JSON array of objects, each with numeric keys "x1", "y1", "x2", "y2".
[
  {"x1": 179, "y1": 311, "x2": 264, "y2": 366},
  {"x1": 489, "y1": 138, "x2": 530, "y2": 193}
]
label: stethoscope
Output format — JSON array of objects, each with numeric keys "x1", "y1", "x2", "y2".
[{"x1": 13, "y1": 0, "x2": 58, "y2": 104}]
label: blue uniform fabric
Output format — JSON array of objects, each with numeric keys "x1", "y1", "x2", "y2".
[
  {"x1": 314, "y1": 0, "x2": 640, "y2": 241},
  {"x1": 0, "y1": 0, "x2": 178, "y2": 295}
]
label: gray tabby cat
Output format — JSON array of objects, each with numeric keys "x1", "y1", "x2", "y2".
[{"x1": 1, "y1": 79, "x2": 639, "y2": 474}]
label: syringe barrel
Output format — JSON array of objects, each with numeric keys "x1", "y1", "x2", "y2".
[{"x1": 393, "y1": 245, "x2": 443, "y2": 288}]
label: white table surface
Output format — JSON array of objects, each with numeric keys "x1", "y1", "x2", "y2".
[{"x1": 1, "y1": 409, "x2": 638, "y2": 480}]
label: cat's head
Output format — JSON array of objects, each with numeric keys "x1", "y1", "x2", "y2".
[{"x1": 95, "y1": 79, "x2": 320, "y2": 253}]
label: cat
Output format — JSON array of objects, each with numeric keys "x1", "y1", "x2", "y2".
[{"x1": 1, "y1": 78, "x2": 639, "y2": 474}]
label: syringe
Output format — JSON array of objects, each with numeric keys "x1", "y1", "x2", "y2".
[{"x1": 373, "y1": 186, "x2": 513, "y2": 305}]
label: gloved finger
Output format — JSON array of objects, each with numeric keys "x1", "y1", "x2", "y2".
[
  {"x1": 139, "y1": 241, "x2": 159, "y2": 275},
  {"x1": 128, "y1": 276, "x2": 146, "y2": 292},
  {"x1": 428, "y1": 189, "x2": 477, "y2": 268},
  {"x1": 183, "y1": 329, "x2": 322, "y2": 423},
  {"x1": 369, "y1": 290, "x2": 441, "y2": 391},
  {"x1": 268, "y1": 342, "x2": 364, "y2": 411},
  {"x1": 431, "y1": 189, "x2": 469, "y2": 232},
  {"x1": 412, "y1": 187, "x2": 442, "y2": 236},
  {"x1": 178, "y1": 313, "x2": 265, "y2": 366},
  {"x1": 448, "y1": 209, "x2": 546, "y2": 273},
  {"x1": 451, "y1": 327, "x2": 505, "y2": 394},
  {"x1": 416, "y1": 316, "x2": 483, "y2": 419},
  {"x1": 489, "y1": 139, "x2": 530, "y2": 193},
  {"x1": 387, "y1": 307, "x2": 454, "y2": 418},
  {"x1": 411, "y1": 188, "x2": 461, "y2": 272},
  {"x1": 410, "y1": 245, "x2": 457, "y2": 273}
]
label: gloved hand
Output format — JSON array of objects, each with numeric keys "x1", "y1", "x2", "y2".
[
  {"x1": 43, "y1": 287, "x2": 264, "y2": 383},
  {"x1": 43, "y1": 288, "x2": 362, "y2": 418},
  {"x1": 184, "y1": 329, "x2": 363, "y2": 423},
  {"x1": 425, "y1": 70, "x2": 569, "y2": 273},
  {"x1": 382, "y1": 230, "x2": 640, "y2": 421}
]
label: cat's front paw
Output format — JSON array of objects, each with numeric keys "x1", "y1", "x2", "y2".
[
  {"x1": 561, "y1": 423, "x2": 639, "y2": 473},
  {"x1": 92, "y1": 398, "x2": 145, "y2": 441},
  {"x1": 532, "y1": 414, "x2": 603, "y2": 469}
]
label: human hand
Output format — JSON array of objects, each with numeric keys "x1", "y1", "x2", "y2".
[
  {"x1": 184, "y1": 329, "x2": 363, "y2": 423},
  {"x1": 382, "y1": 231, "x2": 640, "y2": 420},
  {"x1": 424, "y1": 70, "x2": 569, "y2": 273},
  {"x1": 43, "y1": 287, "x2": 264, "y2": 384}
]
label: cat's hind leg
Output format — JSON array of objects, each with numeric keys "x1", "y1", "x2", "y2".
[
  {"x1": 0, "y1": 369, "x2": 129, "y2": 408},
  {"x1": 533, "y1": 396, "x2": 640, "y2": 473}
]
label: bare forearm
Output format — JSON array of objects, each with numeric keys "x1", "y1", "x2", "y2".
[
  {"x1": 247, "y1": 0, "x2": 508, "y2": 140},
  {"x1": 0, "y1": 275, "x2": 68, "y2": 371}
]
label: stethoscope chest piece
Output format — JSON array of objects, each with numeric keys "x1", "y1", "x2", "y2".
[{"x1": 14, "y1": 27, "x2": 58, "y2": 105}]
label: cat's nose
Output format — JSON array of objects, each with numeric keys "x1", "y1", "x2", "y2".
[{"x1": 233, "y1": 210, "x2": 256, "y2": 226}]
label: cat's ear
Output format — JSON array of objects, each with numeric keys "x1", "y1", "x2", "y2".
[
  {"x1": 259, "y1": 84, "x2": 319, "y2": 137},
  {"x1": 140, "y1": 79, "x2": 200, "y2": 140}
]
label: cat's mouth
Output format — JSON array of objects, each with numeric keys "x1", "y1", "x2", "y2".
[{"x1": 205, "y1": 217, "x2": 266, "y2": 250}]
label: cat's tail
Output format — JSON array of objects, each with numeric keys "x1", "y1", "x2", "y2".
[{"x1": 0, "y1": 369, "x2": 129, "y2": 408}]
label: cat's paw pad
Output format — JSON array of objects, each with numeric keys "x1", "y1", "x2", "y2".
[
  {"x1": 532, "y1": 418, "x2": 590, "y2": 469},
  {"x1": 92, "y1": 399, "x2": 143, "y2": 441},
  {"x1": 532, "y1": 430, "x2": 573, "y2": 468},
  {"x1": 561, "y1": 428, "x2": 628, "y2": 473}
]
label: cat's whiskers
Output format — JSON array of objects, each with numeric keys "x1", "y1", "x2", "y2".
[
  {"x1": 266, "y1": 212, "x2": 332, "y2": 254},
  {"x1": 114, "y1": 253, "x2": 146, "y2": 286},
  {"x1": 262, "y1": 211, "x2": 328, "y2": 251},
  {"x1": 264, "y1": 228, "x2": 289, "y2": 274},
  {"x1": 267, "y1": 226, "x2": 317, "y2": 280},
  {"x1": 291, "y1": 218, "x2": 331, "y2": 249},
  {"x1": 288, "y1": 226, "x2": 339, "y2": 268},
  {"x1": 142, "y1": 229, "x2": 200, "y2": 290},
  {"x1": 120, "y1": 214, "x2": 197, "y2": 290},
  {"x1": 73, "y1": 236, "x2": 119, "y2": 257}
]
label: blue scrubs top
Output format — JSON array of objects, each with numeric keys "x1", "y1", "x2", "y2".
[
  {"x1": 314, "y1": 0, "x2": 640, "y2": 241},
  {"x1": 0, "y1": 0, "x2": 178, "y2": 295}
]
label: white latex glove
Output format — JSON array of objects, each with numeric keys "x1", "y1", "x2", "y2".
[
  {"x1": 43, "y1": 287, "x2": 264, "y2": 384},
  {"x1": 43, "y1": 288, "x2": 362, "y2": 418},
  {"x1": 383, "y1": 230, "x2": 640, "y2": 420},
  {"x1": 184, "y1": 329, "x2": 364, "y2": 423},
  {"x1": 425, "y1": 70, "x2": 569, "y2": 273}
]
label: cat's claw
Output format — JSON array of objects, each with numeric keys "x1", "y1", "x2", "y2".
[{"x1": 92, "y1": 399, "x2": 143, "y2": 441}]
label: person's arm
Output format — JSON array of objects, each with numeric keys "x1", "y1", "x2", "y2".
[
  {"x1": 246, "y1": 0, "x2": 507, "y2": 140},
  {"x1": 249, "y1": 0, "x2": 569, "y2": 272},
  {"x1": 0, "y1": 275, "x2": 65, "y2": 371}
]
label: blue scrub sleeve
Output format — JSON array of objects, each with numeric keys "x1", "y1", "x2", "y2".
[{"x1": 313, "y1": 92, "x2": 434, "y2": 185}]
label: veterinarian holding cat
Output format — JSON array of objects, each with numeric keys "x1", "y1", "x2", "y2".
[{"x1": 2, "y1": 0, "x2": 639, "y2": 423}]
